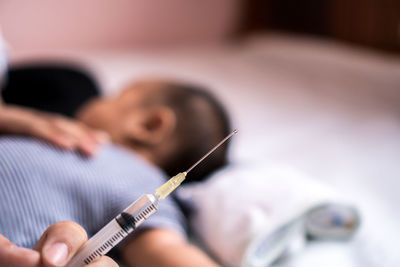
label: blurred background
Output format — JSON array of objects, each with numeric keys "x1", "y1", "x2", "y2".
[
  {"x1": 1, "y1": 1, "x2": 400, "y2": 266},
  {"x1": 1, "y1": 0, "x2": 400, "y2": 53}
]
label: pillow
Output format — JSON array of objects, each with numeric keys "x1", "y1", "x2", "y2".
[{"x1": 178, "y1": 162, "x2": 348, "y2": 266}]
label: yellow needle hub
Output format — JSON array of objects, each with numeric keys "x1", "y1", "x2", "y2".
[{"x1": 155, "y1": 172, "x2": 187, "y2": 199}]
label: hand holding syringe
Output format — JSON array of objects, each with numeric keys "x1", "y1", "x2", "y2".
[{"x1": 66, "y1": 130, "x2": 238, "y2": 267}]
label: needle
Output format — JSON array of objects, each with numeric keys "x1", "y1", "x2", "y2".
[{"x1": 185, "y1": 129, "x2": 238, "y2": 174}]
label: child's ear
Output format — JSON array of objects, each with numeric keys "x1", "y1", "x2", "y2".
[{"x1": 123, "y1": 106, "x2": 176, "y2": 146}]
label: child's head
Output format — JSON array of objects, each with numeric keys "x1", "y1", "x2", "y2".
[{"x1": 78, "y1": 79, "x2": 231, "y2": 182}]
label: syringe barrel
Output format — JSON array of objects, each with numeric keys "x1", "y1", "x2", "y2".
[
  {"x1": 66, "y1": 219, "x2": 127, "y2": 267},
  {"x1": 66, "y1": 194, "x2": 158, "y2": 267}
]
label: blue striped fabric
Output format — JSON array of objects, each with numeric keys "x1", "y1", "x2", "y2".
[{"x1": 0, "y1": 136, "x2": 186, "y2": 249}]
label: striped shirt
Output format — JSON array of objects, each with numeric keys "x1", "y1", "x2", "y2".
[{"x1": 0, "y1": 136, "x2": 186, "y2": 249}]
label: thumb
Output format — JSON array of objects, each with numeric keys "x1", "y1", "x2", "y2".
[
  {"x1": 0, "y1": 234, "x2": 40, "y2": 267},
  {"x1": 34, "y1": 221, "x2": 88, "y2": 267}
]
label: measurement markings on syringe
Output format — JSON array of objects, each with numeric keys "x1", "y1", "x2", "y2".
[
  {"x1": 134, "y1": 204, "x2": 157, "y2": 224},
  {"x1": 84, "y1": 230, "x2": 126, "y2": 264},
  {"x1": 84, "y1": 204, "x2": 157, "y2": 264}
]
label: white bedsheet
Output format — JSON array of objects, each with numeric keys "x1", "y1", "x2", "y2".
[
  {"x1": 11, "y1": 33, "x2": 400, "y2": 266},
  {"x1": 178, "y1": 162, "x2": 350, "y2": 266}
]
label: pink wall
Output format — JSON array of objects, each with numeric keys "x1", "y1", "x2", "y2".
[{"x1": 0, "y1": 0, "x2": 240, "y2": 52}]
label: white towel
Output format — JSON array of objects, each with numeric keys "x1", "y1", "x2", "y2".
[{"x1": 179, "y1": 162, "x2": 348, "y2": 266}]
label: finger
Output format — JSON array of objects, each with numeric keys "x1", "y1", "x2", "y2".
[
  {"x1": 0, "y1": 234, "x2": 40, "y2": 267},
  {"x1": 30, "y1": 124, "x2": 76, "y2": 149},
  {"x1": 34, "y1": 221, "x2": 88, "y2": 267},
  {"x1": 36, "y1": 124, "x2": 96, "y2": 157},
  {"x1": 86, "y1": 256, "x2": 118, "y2": 267},
  {"x1": 52, "y1": 119, "x2": 100, "y2": 156},
  {"x1": 22, "y1": 114, "x2": 77, "y2": 149},
  {"x1": 70, "y1": 123, "x2": 108, "y2": 156}
]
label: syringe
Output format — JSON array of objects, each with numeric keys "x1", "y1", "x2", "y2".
[{"x1": 66, "y1": 129, "x2": 238, "y2": 267}]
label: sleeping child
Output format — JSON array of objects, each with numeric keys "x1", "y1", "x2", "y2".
[{"x1": 0, "y1": 66, "x2": 231, "y2": 267}]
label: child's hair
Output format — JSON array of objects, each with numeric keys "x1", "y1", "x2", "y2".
[{"x1": 154, "y1": 81, "x2": 231, "y2": 183}]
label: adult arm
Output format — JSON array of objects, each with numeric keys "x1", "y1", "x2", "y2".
[
  {"x1": 122, "y1": 228, "x2": 220, "y2": 267},
  {"x1": 0, "y1": 221, "x2": 117, "y2": 267},
  {"x1": 0, "y1": 99, "x2": 107, "y2": 156}
]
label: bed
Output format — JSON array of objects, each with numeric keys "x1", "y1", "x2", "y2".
[{"x1": 11, "y1": 33, "x2": 400, "y2": 266}]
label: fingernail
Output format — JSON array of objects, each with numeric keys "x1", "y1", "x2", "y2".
[{"x1": 45, "y1": 242, "x2": 69, "y2": 266}]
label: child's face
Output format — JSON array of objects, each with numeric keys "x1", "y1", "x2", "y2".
[{"x1": 78, "y1": 81, "x2": 175, "y2": 153}]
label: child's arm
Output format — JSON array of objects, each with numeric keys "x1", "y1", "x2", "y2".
[
  {"x1": 0, "y1": 100, "x2": 106, "y2": 156},
  {"x1": 122, "y1": 228, "x2": 220, "y2": 267}
]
